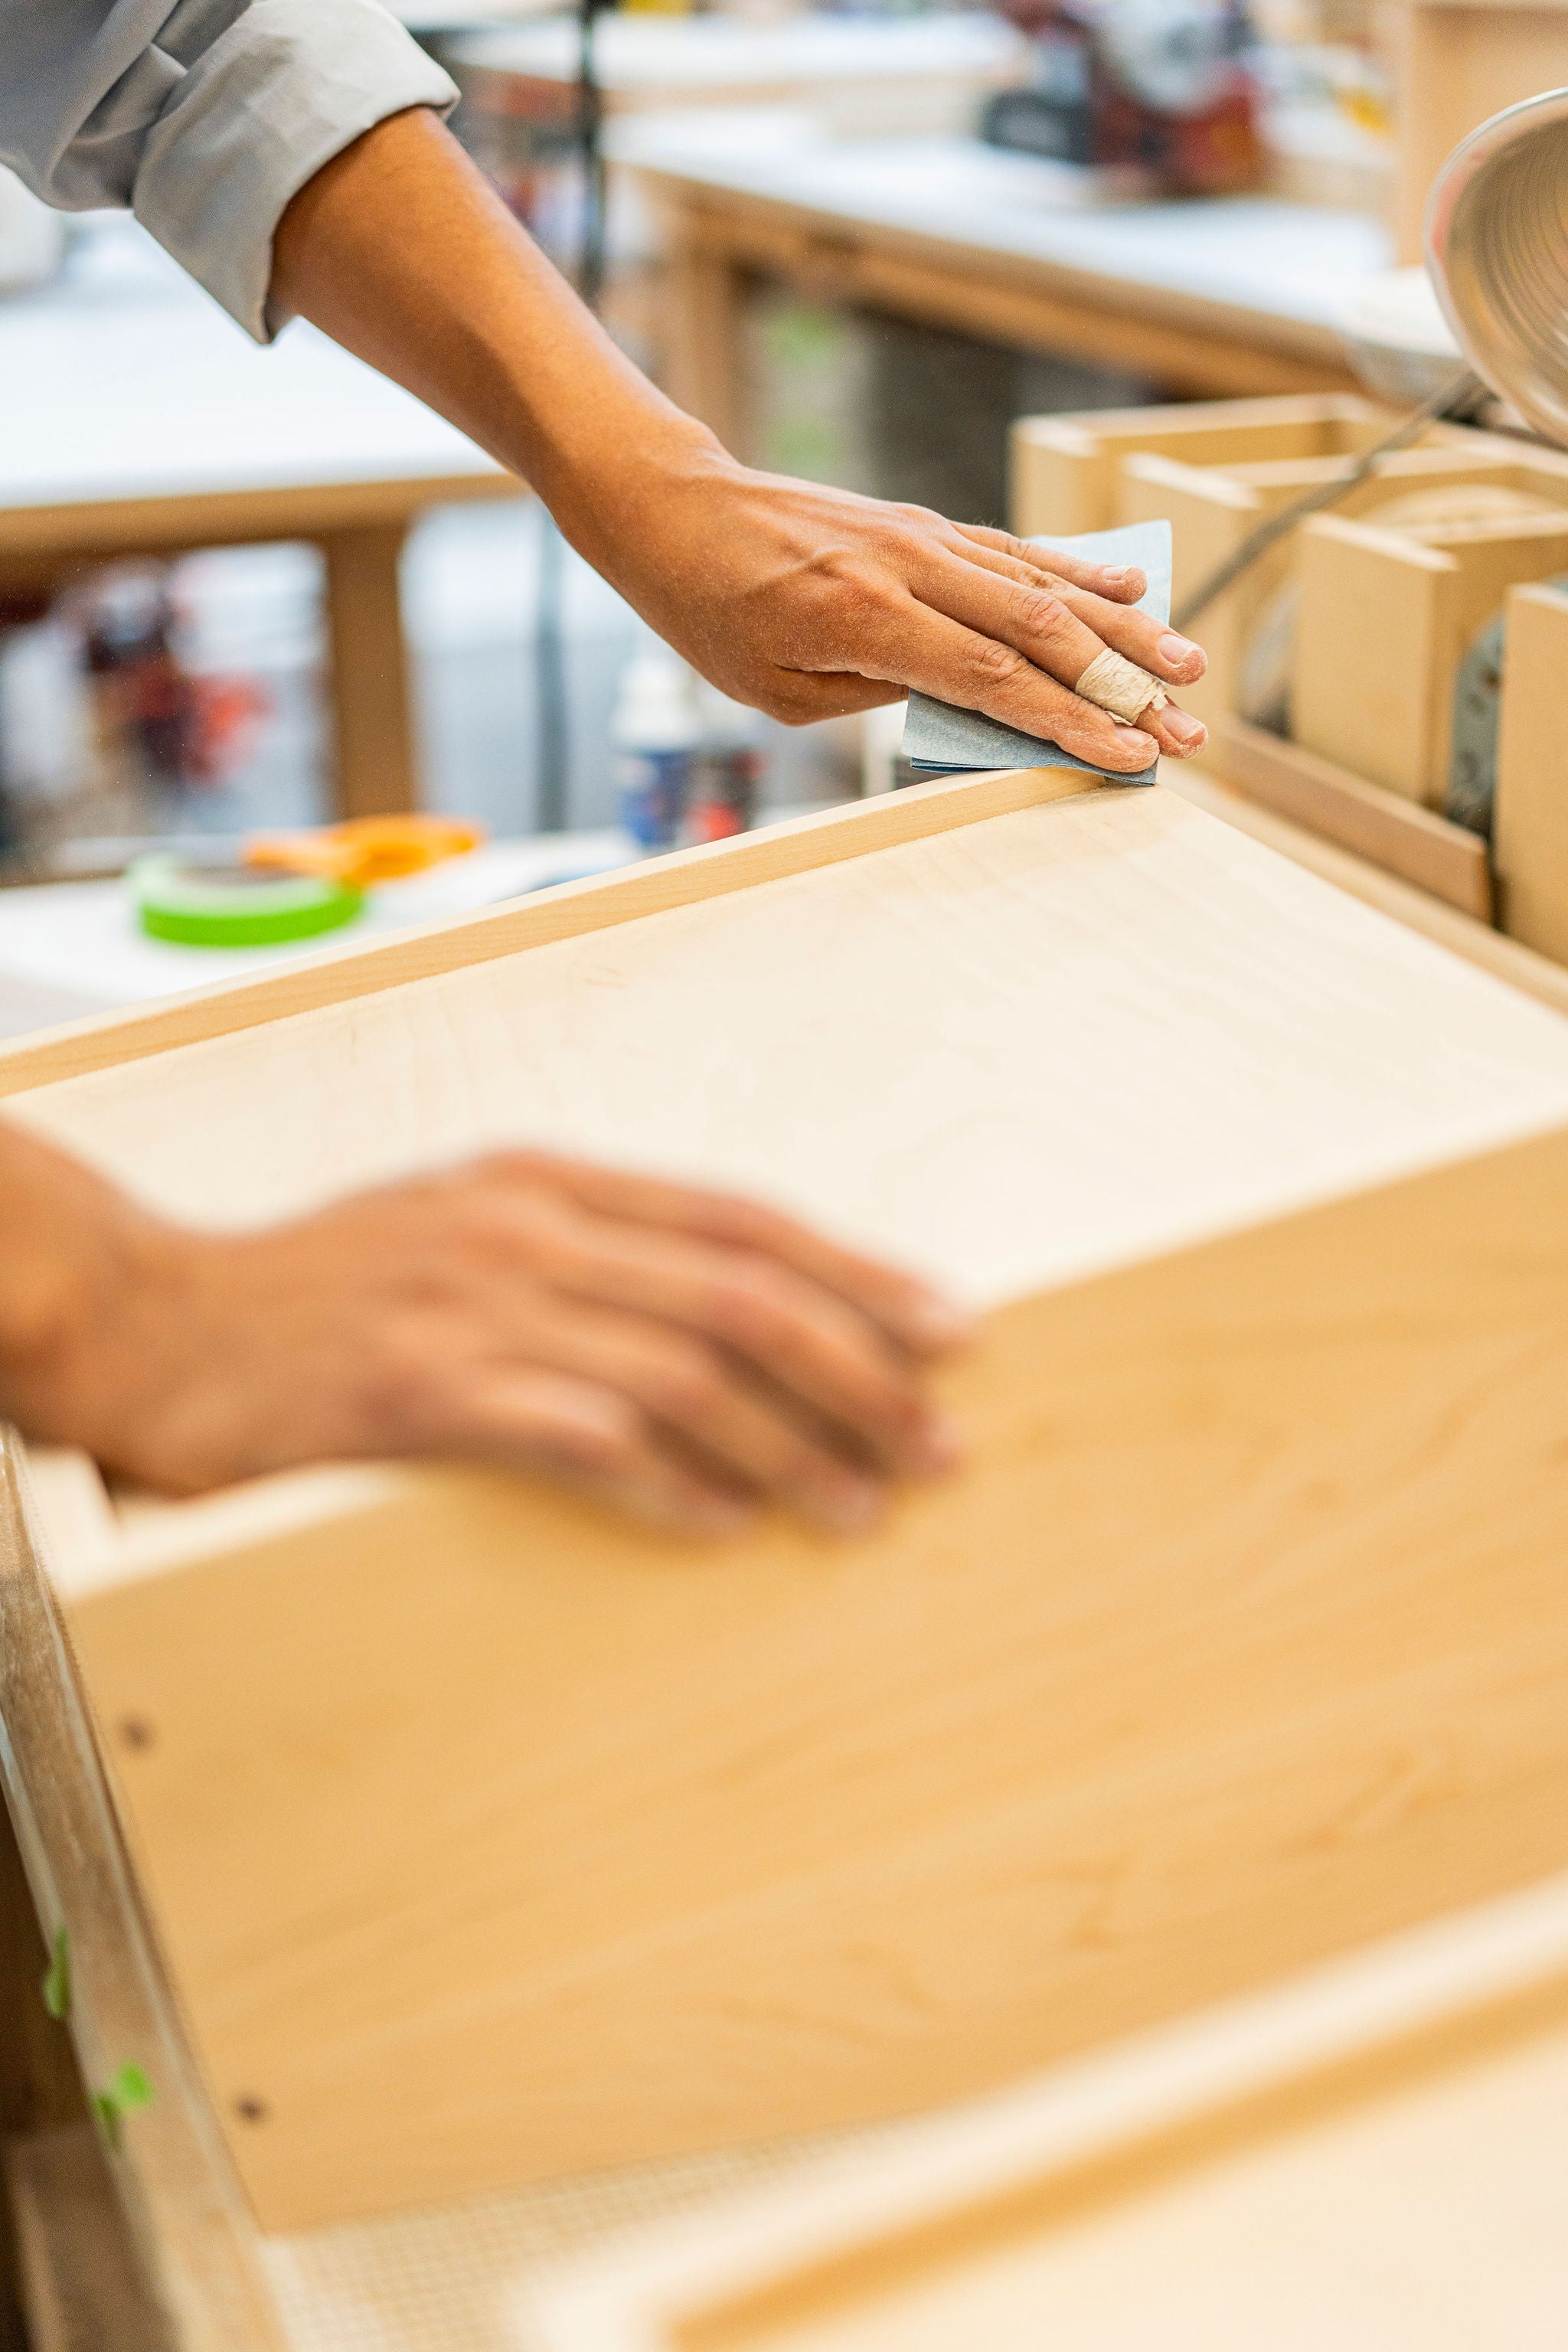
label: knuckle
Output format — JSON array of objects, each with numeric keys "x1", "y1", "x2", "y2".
[
  {"x1": 645, "y1": 1341, "x2": 724, "y2": 1421},
  {"x1": 549, "y1": 1410, "x2": 644, "y2": 1475},
  {"x1": 968, "y1": 637, "x2": 1031, "y2": 692},
  {"x1": 1014, "y1": 586, "x2": 1070, "y2": 641},
  {"x1": 708, "y1": 1267, "x2": 794, "y2": 1351}
]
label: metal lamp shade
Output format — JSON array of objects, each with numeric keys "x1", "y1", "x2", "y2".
[{"x1": 1427, "y1": 87, "x2": 1568, "y2": 451}]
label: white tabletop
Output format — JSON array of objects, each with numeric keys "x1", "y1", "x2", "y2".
[
  {"x1": 0, "y1": 218, "x2": 505, "y2": 511},
  {"x1": 609, "y1": 114, "x2": 1393, "y2": 342},
  {"x1": 453, "y1": 13, "x2": 1027, "y2": 90},
  {"x1": 0, "y1": 833, "x2": 632, "y2": 1037}
]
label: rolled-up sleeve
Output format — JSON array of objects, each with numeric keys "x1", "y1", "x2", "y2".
[{"x1": 0, "y1": 0, "x2": 457, "y2": 339}]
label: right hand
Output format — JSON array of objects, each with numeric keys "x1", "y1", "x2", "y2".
[{"x1": 21, "y1": 1147, "x2": 972, "y2": 1540}]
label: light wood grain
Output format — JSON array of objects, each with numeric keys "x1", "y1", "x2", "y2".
[
  {"x1": 1391, "y1": 0, "x2": 1568, "y2": 262},
  {"x1": 14, "y1": 787, "x2": 1568, "y2": 1296},
  {"x1": 1121, "y1": 441, "x2": 1568, "y2": 742},
  {"x1": 524, "y1": 1878, "x2": 1568, "y2": 2352},
  {"x1": 1213, "y1": 714, "x2": 1493, "y2": 916},
  {"x1": 15, "y1": 779, "x2": 1568, "y2": 2227},
  {"x1": 1169, "y1": 761, "x2": 1568, "y2": 1014},
  {"x1": 1295, "y1": 509, "x2": 1568, "y2": 808},
  {"x1": 1494, "y1": 580, "x2": 1568, "y2": 962},
  {"x1": 0, "y1": 766, "x2": 1092, "y2": 1099},
  {"x1": 1009, "y1": 394, "x2": 1403, "y2": 541}
]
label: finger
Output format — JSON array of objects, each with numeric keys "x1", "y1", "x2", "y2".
[
  {"x1": 514, "y1": 1296, "x2": 892, "y2": 1534},
  {"x1": 912, "y1": 560, "x2": 1205, "y2": 762},
  {"x1": 487, "y1": 1155, "x2": 972, "y2": 1358},
  {"x1": 464, "y1": 1182, "x2": 960, "y2": 1475},
  {"x1": 939, "y1": 551, "x2": 1205, "y2": 693},
  {"x1": 1039, "y1": 582, "x2": 1206, "y2": 688},
  {"x1": 834, "y1": 593, "x2": 1159, "y2": 773},
  {"x1": 953, "y1": 523, "x2": 1147, "y2": 603},
  {"x1": 411, "y1": 1362, "x2": 760, "y2": 1537}
]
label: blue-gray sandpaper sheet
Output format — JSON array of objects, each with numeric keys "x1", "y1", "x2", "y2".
[{"x1": 901, "y1": 519, "x2": 1173, "y2": 786}]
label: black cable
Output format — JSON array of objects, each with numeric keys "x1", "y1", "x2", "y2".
[{"x1": 1171, "y1": 368, "x2": 1488, "y2": 635}]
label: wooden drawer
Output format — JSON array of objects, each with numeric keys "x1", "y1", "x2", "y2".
[{"x1": 7, "y1": 764, "x2": 1568, "y2": 2235}]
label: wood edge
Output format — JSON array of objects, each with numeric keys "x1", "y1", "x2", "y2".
[
  {"x1": 527, "y1": 1881, "x2": 1568, "y2": 2352},
  {"x1": 0, "y1": 768, "x2": 1102, "y2": 1099},
  {"x1": 0, "y1": 471, "x2": 515, "y2": 550},
  {"x1": 1508, "y1": 578, "x2": 1568, "y2": 619},
  {"x1": 1298, "y1": 511, "x2": 1462, "y2": 567},
  {"x1": 0, "y1": 1437, "x2": 287, "y2": 2348},
  {"x1": 678, "y1": 1962, "x2": 1568, "y2": 2352},
  {"x1": 1168, "y1": 765, "x2": 1568, "y2": 1016},
  {"x1": 1117, "y1": 452, "x2": 1259, "y2": 505},
  {"x1": 1214, "y1": 717, "x2": 1493, "y2": 919}
]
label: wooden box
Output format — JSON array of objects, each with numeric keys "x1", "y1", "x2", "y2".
[
  {"x1": 10, "y1": 768, "x2": 1568, "y2": 2236},
  {"x1": 1013, "y1": 393, "x2": 1568, "y2": 930},
  {"x1": 1009, "y1": 394, "x2": 1410, "y2": 544},
  {"x1": 1295, "y1": 507, "x2": 1568, "y2": 808}
]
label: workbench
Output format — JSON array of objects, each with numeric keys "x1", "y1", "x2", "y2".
[
  {"x1": 7, "y1": 746, "x2": 1568, "y2": 2347},
  {"x1": 611, "y1": 113, "x2": 1390, "y2": 452},
  {"x1": 0, "y1": 220, "x2": 515, "y2": 822}
]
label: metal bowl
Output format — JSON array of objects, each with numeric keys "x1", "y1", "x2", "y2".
[{"x1": 1426, "y1": 86, "x2": 1568, "y2": 451}]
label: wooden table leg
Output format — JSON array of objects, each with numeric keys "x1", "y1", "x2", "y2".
[
  {"x1": 321, "y1": 523, "x2": 419, "y2": 819},
  {"x1": 660, "y1": 210, "x2": 747, "y2": 458}
]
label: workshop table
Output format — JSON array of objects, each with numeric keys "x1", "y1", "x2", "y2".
[
  {"x1": 449, "y1": 13, "x2": 1028, "y2": 139},
  {"x1": 0, "y1": 220, "x2": 517, "y2": 821},
  {"x1": 611, "y1": 113, "x2": 1391, "y2": 451}
]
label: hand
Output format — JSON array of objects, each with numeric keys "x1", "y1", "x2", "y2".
[
  {"x1": 270, "y1": 111, "x2": 1207, "y2": 780},
  {"x1": 11, "y1": 1139, "x2": 969, "y2": 1539},
  {"x1": 597, "y1": 456, "x2": 1209, "y2": 775}
]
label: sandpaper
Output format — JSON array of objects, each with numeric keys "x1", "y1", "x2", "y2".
[{"x1": 901, "y1": 519, "x2": 1173, "y2": 784}]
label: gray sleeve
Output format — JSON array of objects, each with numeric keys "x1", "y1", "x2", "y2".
[{"x1": 0, "y1": 0, "x2": 458, "y2": 341}]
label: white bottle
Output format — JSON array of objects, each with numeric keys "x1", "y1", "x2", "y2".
[{"x1": 611, "y1": 648, "x2": 699, "y2": 852}]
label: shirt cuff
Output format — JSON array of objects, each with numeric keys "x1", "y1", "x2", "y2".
[{"x1": 132, "y1": 0, "x2": 458, "y2": 342}]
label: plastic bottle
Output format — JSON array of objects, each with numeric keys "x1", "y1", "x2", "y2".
[
  {"x1": 611, "y1": 648, "x2": 699, "y2": 851},
  {"x1": 684, "y1": 682, "x2": 766, "y2": 844}
]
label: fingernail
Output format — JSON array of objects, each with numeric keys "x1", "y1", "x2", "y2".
[
  {"x1": 1158, "y1": 632, "x2": 1200, "y2": 667},
  {"x1": 906, "y1": 1293, "x2": 977, "y2": 1348},
  {"x1": 917, "y1": 1413, "x2": 965, "y2": 1472},
  {"x1": 816, "y1": 1479, "x2": 886, "y2": 1536},
  {"x1": 1112, "y1": 727, "x2": 1158, "y2": 761},
  {"x1": 693, "y1": 1498, "x2": 757, "y2": 1537},
  {"x1": 1104, "y1": 567, "x2": 1145, "y2": 593},
  {"x1": 1162, "y1": 707, "x2": 1207, "y2": 747}
]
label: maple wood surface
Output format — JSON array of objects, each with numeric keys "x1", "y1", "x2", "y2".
[{"x1": 12, "y1": 776, "x2": 1568, "y2": 2227}]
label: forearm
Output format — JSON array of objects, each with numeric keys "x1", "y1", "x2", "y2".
[
  {"x1": 269, "y1": 106, "x2": 1208, "y2": 756},
  {"x1": 0, "y1": 1122, "x2": 172, "y2": 1446},
  {"x1": 270, "y1": 108, "x2": 719, "y2": 586}
]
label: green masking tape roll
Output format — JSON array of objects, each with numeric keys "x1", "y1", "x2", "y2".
[{"x1": 130, "y1": 855, "x2": 364, "y2": 948}]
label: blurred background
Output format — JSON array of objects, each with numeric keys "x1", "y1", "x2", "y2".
[{"x1": 0, "y1": 0, "x2": 1439, "y2": 899}]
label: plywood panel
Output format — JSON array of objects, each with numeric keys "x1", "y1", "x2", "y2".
[
  {"x1": 1495, "y1": 581, "x2": 1568, "y2": 962},
  {"x1": 16, "y1": 777, "x2": 1568, "y2": 2233},
  {"x1": 524, "y1": 1886, "x2": 1568, "y2": 2352},
  {"x1": 13, "y1": 789, "x2": 1568, "y2": 1313}
]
